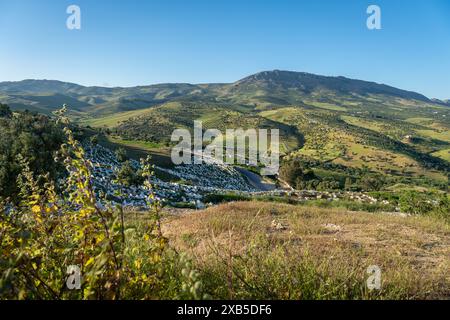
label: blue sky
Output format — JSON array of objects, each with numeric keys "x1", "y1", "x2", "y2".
[{"x1": 0, "y1": 0, "x2": 449, "y2": 98}]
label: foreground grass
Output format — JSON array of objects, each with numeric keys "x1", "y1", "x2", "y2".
[{"x1": 156, "y1": 201, "x2": 450, "y2": 299}]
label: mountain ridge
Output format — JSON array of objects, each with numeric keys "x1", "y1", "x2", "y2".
[
  {"x1": 0, "y1": 70, "x2": 435, "y2": 98},
  {"x1": 1, "y1": 70, "x2": 448, "y2": 117},
  {"x1": 235, "y1": 70, "x2": 431, "y2": 102}
]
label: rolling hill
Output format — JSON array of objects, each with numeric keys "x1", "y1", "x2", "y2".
[
  {"x1": 1, "y1": 70, "x2": 445, "y2": 117},
  {"x1": 1, "y1": 71, "x2": 449, "y2": 190}
]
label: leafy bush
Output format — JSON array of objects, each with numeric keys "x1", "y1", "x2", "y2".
[
  {"x1": 89, "y1": 134, "x2": 99, "y2": 145},
  {"x1": 0, "y1": 108, "x2": 65, "y2": 201},
  {"x1": 399, "y1": 190, "x2": 449, "y2": 220},
  {"x1": 279, "y1": 159, "x2": 304, "y2": 188},
  {"x1": 115, "y1": 161, "x2": 144, "y2": 187},
  {"x1": 0, "y1": 104, "x2": 12, "y2": 118},
  {"x1": 115, "y1": 147, "x2": 128, "y2": 163},
  {"x1": 359, "y1": 174, "x2": 385, "y2": 191},
  {"x1": 280, "y1": 160, "x2": 320, "y2": 189},
  {"x1": 0, "y1": 106, "x2": 202, "y2": 299},
  {"x1": 204, "y1": 193, "x2": 252, "y2": 204}
]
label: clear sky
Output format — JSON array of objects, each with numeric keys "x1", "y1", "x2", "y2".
[{"x1": 0, "y1": 0, "x2": 449, "y2": 99}]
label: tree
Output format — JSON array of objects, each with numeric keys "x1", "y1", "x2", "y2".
[
  {"x1": 115, "y1": 147, "x2": 128, "y2": 163},
  {"x1": 0, "y1": 104, "x2": 12, "y2": 118},
  {"x1": 0, "y1": 111, "x2": 65, "y2": 200},
  {"x1": 399, "y1": 191, "x2": 433, "y2": 215},
  {"x1": 360, "y1": 174, "x2": 384, "y2": 191},
  {"x1": 116, "y1": 161, "x2": 144, "y2": 186},
  {"x1": 90, "y1": 134, "x2": 99, "y2": 145},
  {"x1": 279, "y1": 159, "x2": 304, "y2": 188},
  {"x1": 344, "y1": 177, "x2": 353, "y2": 191}
]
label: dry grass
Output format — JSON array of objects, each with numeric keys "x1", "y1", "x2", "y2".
[{"x1": 160, "y1": 201, "x2": 450, "y2": 299}]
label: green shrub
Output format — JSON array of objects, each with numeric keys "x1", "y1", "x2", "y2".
[
  {"x1": 399, "y1": 191, "x2": 434, "y2": 215},
  {"x1": 115, "y1": 147, "x2": 128, "y2": 163},
  {"x1": 279, "y1": 159, "x2": 304, "y2": 187},
  {"x1": 0, "y1": 108, "x2": 65, "y2": 201},
  {"x1": 116, "y1": 161, "x2": 144, "y2": 186},
  {"x1": 0, "y1": 106, "x2": 170, "y2": 299},
  {"x1": 0, "y1": 104, "x2": 12, "y2": 118},
  {"x1": 399, "y1": 190, "x2": 449, "y2": 220}
]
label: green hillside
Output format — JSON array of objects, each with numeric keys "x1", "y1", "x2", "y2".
[{"x1": 1, "y1": 71, "x2": 449, "y2": 190}]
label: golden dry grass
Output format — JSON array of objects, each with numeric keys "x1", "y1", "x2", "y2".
[{"x1": 160, "y1": 201, "x2": 450, "y2": 299}]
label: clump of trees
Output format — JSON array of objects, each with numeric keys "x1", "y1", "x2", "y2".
[
  {"x1": 280, "y1": 158, "x2": 386, "y2": 191},
  {"x1": 399, "y1": 190, "x2": 449, "y2": 220},
  {"x1": 280, "y1": 159, "x2": 342, "y2": 190},
  {"x1": 0, "y1": 104, "x2": 12, "y2": 117},
  {"x1": 0, "y1": 105, "x2": 65, "y2": 201},
  {"x1": 279, "y1": 159, "x2": 306, "y2": 187}
]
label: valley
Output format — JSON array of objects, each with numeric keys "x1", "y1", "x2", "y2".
[
  {"x1": 1, "y1": 70, "x2": 449, "y2": 300},
  {"x1": 2, "y1": 71, "x2": 449, "y2": 196}
]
